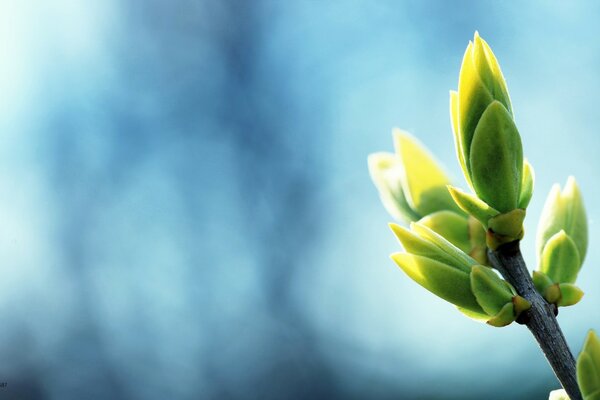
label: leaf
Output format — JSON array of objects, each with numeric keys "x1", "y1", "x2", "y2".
[
  {"x1": 417, "y1": 211, "x2": 471, "y2": 254},
  {"x1": 458, "y1": 41, "x2": 494, "y2": 175},
  {"x1": 391, "y1": 253, "x2": 484, "y2": 313},
  {"x1": 456, "y1": 306, "x2": 490, "y2": 322},
  {"x1": 368, "y1": 152, "x2": 421, "y2": 221},
  {"x1": 393, "y1": 130, "x2": 462, "y2": 216},
  {"x1": 540, "y1": 231, "x2": 581, "y2": 284},
  {"x1": 410, "y1": 222, "x2": 478, "y2": 272},
  {"x1": 563, "y1": 176, "x2": 588, "y2": 262},
  {"x1": 488, "y1": 209, "x2": 526, "y2": 239},
  {"x1": 469, "y1": 101, "x2": 523, "y2": 212},
  {"x1": 447, "y1": 185, "x2": 500, "y2": 227},
  {"x1": 389, "y1": 223, "x2": 470, "y2": 273},
  {"x1": 470, "y1": 265, "x2": 513, "y2": 316},
  {"x1": 532, "y1": 270, "x2": 553, "y2": 294},
  {"x1": 557, "y1": 284, "x2": 584, "y2": 307},
  {"x1": 486, "y1": 302, "x2": 515, "y2": 327},
  {"x1": 577, "y1": 352, "x2": 599, "y2": 397},
  {"x1": 450, "y1": 90, "x2": 472, "y2": 189},
  {"x1": 519, "y1": 159, "x2": 535, "y2": 209}
]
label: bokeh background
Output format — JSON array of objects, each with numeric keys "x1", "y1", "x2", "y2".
[{"x1": 0, "y1": 1, "x2": 599, "y2": 399}]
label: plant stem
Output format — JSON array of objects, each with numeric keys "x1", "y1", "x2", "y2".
[{"x1": 488, "y1": 241, "x2": 582, "y2": 400}]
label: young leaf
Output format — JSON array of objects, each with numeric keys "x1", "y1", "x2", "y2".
[
  {"x1": 469, "y1": 101, "x2": 523, "y2": 213},
  {"x1": 390, "y1": 253, "x2": 484, "y2": 313}
]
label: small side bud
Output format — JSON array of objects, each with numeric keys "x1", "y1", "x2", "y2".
[{"x1": 577, "y1": 330, "x2": 600, "y2": 399}]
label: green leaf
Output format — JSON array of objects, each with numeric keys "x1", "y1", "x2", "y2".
[
  {"x1": 557, "y1": 284, "x2": 584, "y2": 307},
  {"x1": 532, "y1": 270, "x2": 553, "y2": 294},
  {"x1": 368, "y1": 152, "x2": 421, "y2": 221},
  {"x1": 563, "y1": 176, "x2": 588, "y2": 262},
  {"x1": 417, "y1": 211, "x2": 471, "y2": 254},
  {"x1": 540, "y1": 230, "x2": 581, "y2": 284},
  {"x1": 411, "y1": 222, "x2": 478, "y2": 272},
  {"x1": 393, "y1": 130, "x2": 463, "y2": 216},
  {"x1": 470, "y1": 265, "x2": 513, "y2": 316},
  {"x1": 450, "y1": 90, "x2": 472, "y2": 190},
  {"x1": 447, "y1": 185, "x2": 500, "y2": 227},
  {"x1": 456, "y1": 306, "x2": 490, "y2": 322},
  {"x1": 391, "y1": 253, "x2": 484, "y2": 313},
  {"x1": 469, "y1": 101, "x2": 523, "y2": 212},
  {"x1": 488, "y1": 209, "x2": 526, "y2": 239},
  {"x1": 456, "y1": 33, "x2": 513, "y2": 180},
  {"x1": 519, "y1": 159, "x2": 535, "y2": 209},
  {"x1": 457, "y1": 41, "x2": 494, "y2": 176},
  {"x1": 486, "y1": 302, "x2": 515, "y2": 327},
  {"x1": 389, "y1": 223, "x2": 471, "y2": 274},
  {"x1": 473, "y1": 32, "x2": 512, "y2": 114}
]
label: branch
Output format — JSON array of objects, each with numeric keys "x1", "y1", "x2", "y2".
[{"x1": 488, "y1": 241, "x2": 582, "y2": 400}]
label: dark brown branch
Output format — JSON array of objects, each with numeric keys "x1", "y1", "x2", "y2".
[{"x1": 488, "y1": 241, "x2": 582, "y2": 400}]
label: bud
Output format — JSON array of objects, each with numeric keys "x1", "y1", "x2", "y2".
[
  {"x1": 534, "y1": 177, "x2": 587, "y2": 307},
  {"x1": 390, "y1": 222, "x2": 529, "y2": 326},
  {"x1": 577, "y1": 330, "x2": 600, "y2": 399},
  {"x1": 537, "y1": 177, "x2": 587, "y2": 264},
  {"x1": 449, "y1": 32, "x2": 533, "y2": 248}
]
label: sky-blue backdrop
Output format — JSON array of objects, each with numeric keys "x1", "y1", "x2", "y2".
[{"x1": 0, "y1": 1, "x2": 598, "y2": 399}]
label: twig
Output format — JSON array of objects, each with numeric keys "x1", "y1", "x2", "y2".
[{"x1": 488, "y1": 241, "x2": 582, "y2": 400}]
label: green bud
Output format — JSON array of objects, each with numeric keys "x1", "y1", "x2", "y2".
[
  {"x1": 537, "y1": 177, "x2": 588, "y2": 264},
  {"x1": 453, "y1": 33, "x2": 525, "y2": 211},
  {"x1": 449, "y1": 33, "x2": 531, "y2": 248},
  {"x1": 456, "y1": 33, "x2": 512, "y2": 183},
  {"x1": 390, "y1": 253, "x2": 484, "y2": 314},
  {"x1": 577, "y1": 330, "x2": 600, "y2": 399},
  {"x1": 535, "y1": 177, "x2": 588, "y2": 296}
]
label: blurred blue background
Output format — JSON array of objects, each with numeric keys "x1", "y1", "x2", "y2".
[{"x1": 1, "y1": 1, "x2": 599, "y2": 399}]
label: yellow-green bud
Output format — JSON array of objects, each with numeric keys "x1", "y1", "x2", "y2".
[
  {"x1": 577, "y1": 330, "x2": 600, "y2": 399},
  {"x1": 449, "y1": 32, "x2": 533, "y2": 248},
  {"x1": 537, "y1": 177, "x2": 587, "y2": 266},
  {"x1": 534, "y1": 177, "x2": 587, "y2": 306}
]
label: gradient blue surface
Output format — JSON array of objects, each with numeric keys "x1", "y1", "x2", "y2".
[{"x1": 0, "y1": 1, "x2": 599, "y2": 399}]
